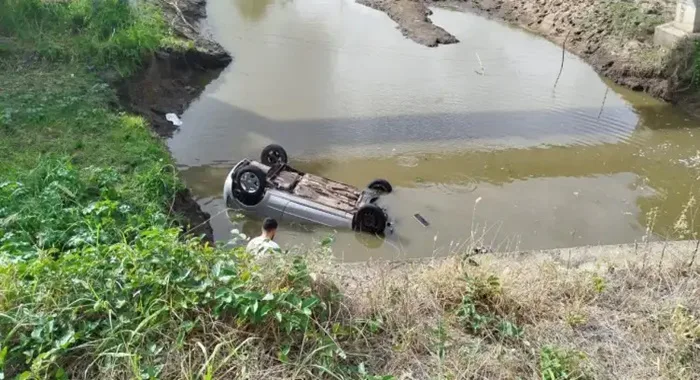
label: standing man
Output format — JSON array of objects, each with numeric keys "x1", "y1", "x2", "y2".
[{"x1": 246, "y1": 217, "x2": 281, "y2": 256}]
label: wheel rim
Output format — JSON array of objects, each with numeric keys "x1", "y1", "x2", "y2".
[
  {"x1": 362, "y1": 212, "x2": 377, "y2": 230},
  {"x1": 266, "y1": 150, "x2": 282, "y2": 164},
  {"x1": 239, "y1": 172, "x2": 260, "y2": 194}
]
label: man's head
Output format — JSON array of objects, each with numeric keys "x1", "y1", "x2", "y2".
[{"x1": 262, "y1": 217, "x2": 278, "y2": 239}]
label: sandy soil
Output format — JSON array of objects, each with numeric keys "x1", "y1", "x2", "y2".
[{"x1": 358, "y1": 0, "x2": 694, "y2": 101}]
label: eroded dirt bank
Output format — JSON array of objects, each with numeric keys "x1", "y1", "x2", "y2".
[
  {"x1": 119, "y1": 0, "x2": 233, "y2": 243},
  {"x1": 358, "y1": 0, "x2": 459, "y2": 46},
  {"x1": 359, "y1": 0, "x2": 695, "y2": 102}
]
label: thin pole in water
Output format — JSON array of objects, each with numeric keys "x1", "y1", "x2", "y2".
[{"x1": 553, "y1": 30, "x2": 571, "y2": 90}]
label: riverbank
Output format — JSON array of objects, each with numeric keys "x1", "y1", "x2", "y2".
[
  {"x1": 4, "y1": 227, "x2": 698, "y2": 378},
  {"x1": 359, "y1": 0, "x2": 698, "y2": 105},
  {"x1": 0, "y1": 0, "x2": 231, "y2": 243},
  {"x1": 321, "y1": 240, "x2": 700, "y2": 379}
]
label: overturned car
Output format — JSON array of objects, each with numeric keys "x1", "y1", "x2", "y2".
[{"x1": 223, "y1": 145, "x2": 392, "y2": 234}]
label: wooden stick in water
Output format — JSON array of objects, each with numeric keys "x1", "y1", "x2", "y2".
[{"x1": 553, "y1": 30, "x2": 571, "y2": 90}]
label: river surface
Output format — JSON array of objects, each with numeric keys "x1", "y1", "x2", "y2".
[{"x1": 169, "y1": 0, "x2": 700, "y2": 260}]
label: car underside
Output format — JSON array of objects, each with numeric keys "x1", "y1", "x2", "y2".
[{"x1": 223, "y1": 145, "x2": 393, "y2": 234}]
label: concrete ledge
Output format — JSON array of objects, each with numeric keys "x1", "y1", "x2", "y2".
[{"x1": 654, "y1": 22, "x2": 700, "y2": 48}]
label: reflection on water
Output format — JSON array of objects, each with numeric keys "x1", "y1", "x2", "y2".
[
  {"x1": 235, "y1": 0, "x2": 275, "y2": 22},
  {"x1": 171, "y1": 0, "x2": 700, "y2": 260}
]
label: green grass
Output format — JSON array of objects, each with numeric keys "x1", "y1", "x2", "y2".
[
  {"x1": 605, "y1": 1, "x2": 665, "y2": 41},
  {"x1": 0, "y1": 0, "x2": 165, "y2": 76},
  {"x1": 0, "y1": 63, "x2": 170, "y2": 173}
]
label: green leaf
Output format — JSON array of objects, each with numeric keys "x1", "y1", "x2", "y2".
[
  {"x1": 301, "y1": 297, "x2": 319, "y2": 310},
  {"x1": 31, "y1": 327, "x2": 42, "y2": 340},
  {"x1": 56, "y1": 330, "x2": 75, "y2": 349},
  {"x1": 259, "y1": 304, "x2": 273, "y2": 317},
  {"x1": 18, "y1": 372, "x2": 32, "y2": 380},
  {"x1": 252, "y1": 300, "x2": 258, "y2": 314},
  {"x1": 55, "y1": 367, "x2": 67, "y2": 380}
]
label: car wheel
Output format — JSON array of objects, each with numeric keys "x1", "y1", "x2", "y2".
[
  {"x1": 353, "y1": 204, "x2": 388, "y2": 234},
  {"x1": 368, "y1": 179, "x2": 393, "y2": 194},
  {"x1": 260, "y1": 144, "x2": 288, "y2": 166},
  {"x1": 233, "y1": 165, "x2": 266, "y2": 205}
]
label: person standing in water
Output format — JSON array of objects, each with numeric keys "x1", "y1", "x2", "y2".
[{"x1": 246, "y1": 217, "x2": 281, "y2": 256}]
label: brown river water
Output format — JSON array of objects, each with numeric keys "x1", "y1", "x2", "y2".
[{"x1": 169, "y1": 0, "x2": 700, "y2": 260}]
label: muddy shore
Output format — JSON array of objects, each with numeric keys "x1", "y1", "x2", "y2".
[
  {"x1": 118, "y1": 0, "x2": 233, "y2": 243},
  {"x1": 358, "y1": 0, "x2": 459, "y2": 46},
  {"x1": 359, "y1": 0, "x2": 694, "y2": 103}
]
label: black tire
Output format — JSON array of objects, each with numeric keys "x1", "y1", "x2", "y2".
[
  {"x1": 368, "y1": 179, "x2": 393, "y2": 194},
  {"x1": 352, "y1": 204, "x2": 388, "y2": 234},
  {"x1": 260, "y1": 144, "x2": 288, "y2": 166},
  {"x1": 233, "y1": 165, "x2": 266, "y2": 205}
]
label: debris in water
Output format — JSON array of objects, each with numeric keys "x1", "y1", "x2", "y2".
[
  {"x1": 166, "y1": 113, "x2": 183, "y2": 126},
  {"x1": 678, "y1": 151, "x2": 700, "y2": 169},
  {"x1": 414, "y1": 213, "x2": 430, "y2": 227}
]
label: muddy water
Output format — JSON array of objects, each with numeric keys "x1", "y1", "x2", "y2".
[{"x1": 170, "y1": 0, "x2": 700, "y2": 260}]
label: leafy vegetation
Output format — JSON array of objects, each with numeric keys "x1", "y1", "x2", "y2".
[
  {"x1": 539, "y1": 345, "x2": 590, "y2": 380},
  {"x1": 455, "y1": 274, "x2": 523, "y2": 340},
  {"x1": 0, "y1": 162, "x2": 336, "y2": 377},
  {"x1": 0, "y1": 158, "x2": 391, "y2": 378}
]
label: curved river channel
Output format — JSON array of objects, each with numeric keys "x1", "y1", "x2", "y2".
[{"x1": 169, "y1": 0, "x2": 700, "y2": 261}]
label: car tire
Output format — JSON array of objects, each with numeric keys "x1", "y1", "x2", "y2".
[
  {"x1": 352, "y1": 204, "x2": 387, "y2": 234},
  {"x1": 368, "y1": 179, "x2": 393, "y2": 194},
  {"x1": 260, "y1": 144, "x2": 288, "y2": 166},
  {"x1": 233, "y1": 165, "x2": 266, "y2": 205}
]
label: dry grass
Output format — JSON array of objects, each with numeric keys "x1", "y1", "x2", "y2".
[{"x1": 101, "y1": 241, "x2": 700, "y2": 379}]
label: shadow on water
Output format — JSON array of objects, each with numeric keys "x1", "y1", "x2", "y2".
[{"x1": 172, "y1": 95, "x2": 700, "y2": 168}]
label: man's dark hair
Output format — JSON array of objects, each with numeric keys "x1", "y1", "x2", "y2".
[{"x1": 262, "y1": 217, "x2": 278, "y2": 232}]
